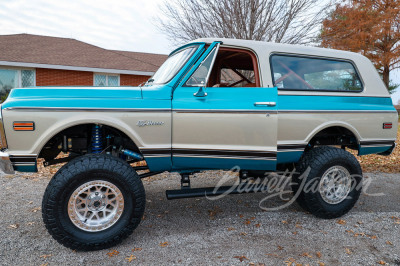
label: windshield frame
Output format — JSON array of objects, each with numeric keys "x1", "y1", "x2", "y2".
[{"x1": 146, "y1": 44, "x2": 200, "y2": 86}]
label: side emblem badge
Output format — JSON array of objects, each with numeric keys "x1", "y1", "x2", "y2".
[{"x1": 136, "y1": 120, "x2": 165, "y2": 127}]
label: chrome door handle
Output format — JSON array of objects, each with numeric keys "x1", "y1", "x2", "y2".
[{"x1": 254, "y1": 102, "x2": 276, "y2": 107}]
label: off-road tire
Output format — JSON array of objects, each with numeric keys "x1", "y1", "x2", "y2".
[
  {"x1": 292, "y1": 146, "x2": 362, "y2": 219},
  {"x1": 42, "y1": 154, "x2": 145, "y2": 251}
]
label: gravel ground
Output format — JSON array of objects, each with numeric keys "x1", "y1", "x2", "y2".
[{"x1": 0, "y1": 171, "x2": 399, "y2": 265}]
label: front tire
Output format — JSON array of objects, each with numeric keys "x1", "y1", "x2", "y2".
[
  {"x1": 292, "y1": 146, "x2": 362, "y2": 219},
  {"x1": 42, "y1": 154, "x2": 145, "y2": 251}
]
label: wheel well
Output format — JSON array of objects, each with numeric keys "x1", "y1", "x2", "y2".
[
  {"x1": 38, "y1": 123, "x2": 141, "y2": 162},
  {"x1": 308, "y1": 126, "x2": 359, "y2": 150}
]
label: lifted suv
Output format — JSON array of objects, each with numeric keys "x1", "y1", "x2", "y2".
[{"x1": 0, "y1": 38, "x2": 397, "y2": 250}]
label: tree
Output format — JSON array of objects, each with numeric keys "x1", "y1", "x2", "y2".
[
  {"x1": 157, "y1": 0, "x2": 329, "y2": 45},
  {"x1": 320, "y1": 0, "x2": 400, "y2": 93}
]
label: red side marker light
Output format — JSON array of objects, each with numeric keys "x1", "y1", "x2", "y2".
[{"x1": 383, "y1": 123, "x2": 392, "y2": 129}]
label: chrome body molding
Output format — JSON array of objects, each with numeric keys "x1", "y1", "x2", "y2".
[
  {"x1": 6, "y1": 107, "x2": 397, "y2": 115},
  {"x1": 173, "y1": 109, "x2": 278, "y2": 114},
  {"x1": 278, "y1": 110, "x2": 398, "y2": 114},
  {"x1": 5, "y1": 154, "x2": 38, "y2": 172},
  {"x1": 173, "y1": 109, "x2": 398, "y2": 114},
  {"x1": 359, "y1": 140, "x2": 396, "y2": 145},
  {"x1": 141, "y1": 148, "x2": 277, "y2": 160},
  {"x1": 359, "y1": 139, "x2": 396, "y2": 148},
  {"x1": 9, "y1": 154, "x2": 37, "y2": 166},
  {"x1": 4, "y1": 107, "x2": 171, "y2": 113},
  {"x1": 140, "y1": 148, "x2": 171, "y2": 157},
  {"x1": 172, "y1": 148, "x2": 276, "y2": 160},
  {"x1": 277, "y1": 144, "x2": 307, "y2": 152}
]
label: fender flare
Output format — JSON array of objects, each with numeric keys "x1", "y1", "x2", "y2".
[
  {"x1": 33, "y1": 114, "x2": 145, "y2": 155},
  {"x1": 304, "y1": 121, "x2": 361, "y2": 145}
]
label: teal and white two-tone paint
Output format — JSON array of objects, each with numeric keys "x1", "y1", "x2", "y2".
[
  {"x1": 0, "y1": 38, "x2": 397, "y2": 174},
  {"x1": 277, "y1": 94, "x2": 397, "y2": 161}
]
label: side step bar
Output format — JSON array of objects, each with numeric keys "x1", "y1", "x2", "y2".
[{"x1": 166, "y1": 184, "x2": 264, "y2": 200}]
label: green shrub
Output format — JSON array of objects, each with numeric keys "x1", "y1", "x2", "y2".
[{"x1": 1, "y1": 93, "x2": 9, "y2": 103}]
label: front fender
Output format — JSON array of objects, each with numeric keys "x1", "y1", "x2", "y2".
[
  {"x1": 34, "y1": 114, "x2": 146, "y2": 155},
  {"x1": 2, "y1": 109, "x2": 171, "y2": 157}
]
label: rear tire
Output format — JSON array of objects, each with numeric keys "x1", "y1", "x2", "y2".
[
  {"x1": 42, "y1": 154, "x2": 145, "y2": 251},
  {"x1": 292, "y1": 146, "x2": 362, "y2": 219}
]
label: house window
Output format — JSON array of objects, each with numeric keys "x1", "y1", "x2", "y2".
[
  {"x1": 0, "y1": 68, "x2": 35, "y2": 97},
  {"x1": 21, "y1": 70, "x2": 35, "y2": 87},
  {"x1": 94, "y1": 74, "x2": 119, "y2": 86}
]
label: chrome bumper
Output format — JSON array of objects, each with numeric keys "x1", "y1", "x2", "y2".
[{"x1": 0, "y1": 151, "x2": 15, "y2": 174}]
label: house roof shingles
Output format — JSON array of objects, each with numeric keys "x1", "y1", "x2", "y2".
[{"x1": 0, "y1": 34, "x2": 167, "y2": 73}]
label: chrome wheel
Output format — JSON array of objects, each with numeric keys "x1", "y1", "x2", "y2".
[
  {"x1": 319, "y1": 166, "x2": 352, "y2": 205},
  {"x1": 68, "y1": 180, "x2": 124, "y2": 232}
]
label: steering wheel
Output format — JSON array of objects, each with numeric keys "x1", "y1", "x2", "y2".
[{"x1": 187, "y1": 76, "x2": 204, "y2": 86}]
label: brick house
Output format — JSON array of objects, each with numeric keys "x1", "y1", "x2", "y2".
[{"x1": 0, "y1": 34, "x2": 167, "y2": 97}]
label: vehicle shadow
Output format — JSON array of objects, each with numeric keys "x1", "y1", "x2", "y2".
[{"x1": 136, "y1": 172, "x2": 400, "y2": 236}]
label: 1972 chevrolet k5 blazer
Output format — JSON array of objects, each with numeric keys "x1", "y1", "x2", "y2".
[{"x1": 0, "y1": 38, "x2": 397, "y2": 250}]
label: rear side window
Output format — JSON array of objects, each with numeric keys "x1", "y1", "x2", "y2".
[{"x1": 270, "y1": 55, "x2": 363, "y2": 92}]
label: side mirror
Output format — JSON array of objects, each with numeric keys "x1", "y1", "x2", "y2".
[{"x1": 193, "y1": 87, "x2": 207, "y2": 97}]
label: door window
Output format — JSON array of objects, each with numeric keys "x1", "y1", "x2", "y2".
[
  {"x1": 185, "y1": 47, "x2": 260, "y2": 88},
  {"x1": 185, "y1": 46, "x2": 218, "y2": 87}
]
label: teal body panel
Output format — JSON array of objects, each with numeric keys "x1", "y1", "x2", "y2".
[
  {"x1": 4, "y1": 97, "x2": 172, "y2": 110},
  {"x1": 277, "y1": 94, "x2": 395, "y2": 111},
  {"x1": 173, "y1": 157, "x2": 276, "y2": 171},
  {"x1": 141, "y1": 84, "x2": 172, "y2": 100},
  {"x1": 5, "y1": 86, "x2": 142, "y2": 100},
  {"x1": 171, "y1": 92, "x2": 395, "y2": 113},
  {"x1": 358, "y1": 146, "x2": 392, "y2": 156},
  {"x1": 277, "y1": 151, "x2": 304, "y2": 164},
  {"x1": 173, "y1": 86, "x2": 278, "y2": 111},
  {"x1": 13, "y1": 164, "x2": 37, "y2": 172},
  {"x1": 144, "y1": 157, "x2": 172, "y2": 172},
  {"x1": 3, "y1": 87, "x2": 142, "y2": 109}
]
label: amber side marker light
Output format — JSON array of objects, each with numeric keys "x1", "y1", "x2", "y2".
[{"x1": 13, "y1": 122, "x2": 35, "y2": 131}]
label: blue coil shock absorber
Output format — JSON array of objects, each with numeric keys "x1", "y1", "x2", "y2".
[{"x1": 91, "y1": 124, "x2": 103, "y2": 153}]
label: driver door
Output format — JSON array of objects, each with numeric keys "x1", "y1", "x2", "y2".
[{"x1": 171, "y1": 42, "x2": 278, "y2": 171}]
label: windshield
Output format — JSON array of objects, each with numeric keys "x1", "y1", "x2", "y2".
[{"x1": 147, "y1": 46, "x2": 198, "y2": 85}]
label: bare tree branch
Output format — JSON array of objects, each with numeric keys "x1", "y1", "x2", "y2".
[{"x1": 155, "y1": 0, "x2": 330, "y2": 45}]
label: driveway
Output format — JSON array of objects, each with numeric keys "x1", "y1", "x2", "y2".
[{"x1": 0, "y1": 171, "x2": 399, "y2": 265}]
